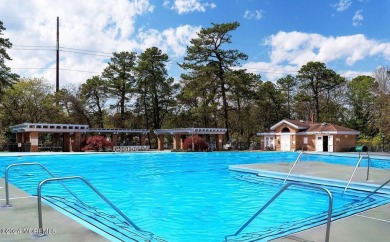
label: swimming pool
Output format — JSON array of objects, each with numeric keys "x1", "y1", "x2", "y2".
[{"x1": 1, "y1": 152, "x2": 389, "y2": 241}]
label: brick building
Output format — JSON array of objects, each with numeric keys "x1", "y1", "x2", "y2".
[{"x1": 257, "y1": 119, "x2": 360, "y2": 152}]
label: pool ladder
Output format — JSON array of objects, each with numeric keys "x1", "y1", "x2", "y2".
[
  {"x1": 344, "y1": 151, "x2": 372, "y2": 193},
  {"x1": 225, "y1": 183, "x2": 333, "y2": 242},
  {"x1": 2, "y1": 163, "x2": 144, "y2": 237}
]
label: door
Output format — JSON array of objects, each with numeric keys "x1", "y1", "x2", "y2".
[
  {"x1": 280, "y1": 134, "x2": 291, "y2": 151},
  {"x1": 316, "y1": 135, "x2": 323, "y2": 151},
  {"x1": 328, "y1": 135, "x2": 333, "y2": 152},
  {"x1": 323, "y1": 136, "x2": 329, "y2": 152}
]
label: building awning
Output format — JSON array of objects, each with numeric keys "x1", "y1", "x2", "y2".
[
  {"x1": 154, "y1": 128, "x2": 227, "y2": 135},
  {"x1": 11, "y1": 123, "x2": 150, "y2": 134},
  {"x1": 11, "y1": 123, "x2": 89, "y2": 133},
  {"x1": 88, "y1": 128, "x2": 150, "y2": 134}
]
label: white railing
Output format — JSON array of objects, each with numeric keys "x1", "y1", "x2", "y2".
[{"x1": 113, "y1": 146, "x2": 150, "y2": 152}]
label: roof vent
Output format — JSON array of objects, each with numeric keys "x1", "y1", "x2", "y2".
[{"x1": 321, "y1": 122, "x2": 327, "y2": 126}]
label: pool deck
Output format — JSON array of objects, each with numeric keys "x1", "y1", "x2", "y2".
[
  {"x1": 230, "y1": 156, "x2": 390, "y2": 242},
  {"x1": 0, "y1": 179, "x2": 109, "y2": 242}
]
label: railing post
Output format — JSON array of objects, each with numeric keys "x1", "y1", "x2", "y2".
[
  {"x1": 366, "y1": 152, "x2": 371, "y2": 181},
  {"x1": 362, "y1": 178, "x2": 390, "y2": 202},
  {"x1": 37, "y1": 176, "x2": 144, "y2": 234},
  {"x1": 4, "y1": 167, "x2": 11, "y2": 207},
  {"x1": 3, "y1": 163, "x2": 81, "y2": 207},
  {"x1": 344, "y1": 156, "x2": 363, "y2": 193},
  {"x1": 37, "y1": 182, "x2": 45, "y2": 236},
  {"x1": 226, "y1": 183, "x2": 333, "y2": 242},
  {"x1": 284, "y1": 151, "x2": 303, "y2": 183}
]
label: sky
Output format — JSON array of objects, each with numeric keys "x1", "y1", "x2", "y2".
[{"x1": 1, "y1": 0, "x2": 390, "y2": 88}]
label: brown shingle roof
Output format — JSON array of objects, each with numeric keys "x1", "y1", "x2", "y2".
[
  {"x1": 306, "y1": 123, "x2": 359, "y2": 133},
  {"x1": 269, "y1": 119, "x2": 360, "y2": 134}
]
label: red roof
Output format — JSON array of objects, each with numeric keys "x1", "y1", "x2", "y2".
[{"x1": 259, "y1": 119, "x2": 360, "y2": 135}]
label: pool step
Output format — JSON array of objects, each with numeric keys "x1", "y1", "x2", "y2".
[
  {"x1": 44, "y1": 195, "x2": 165, "y2": 242},
  {"x1": 229, "y1": 165, "x2": 390, "y2": 195}
]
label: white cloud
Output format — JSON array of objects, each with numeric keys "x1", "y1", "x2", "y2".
[
  {"x1": 352, "y1": 10, "x2": 364, "y2": 26},
  {"x1": 241, "y1": 31, "x2": 390, "y2": 81},
  {"x1": 332, "y1": 0, "x2": 352, "y2": 11},
  {"x1": 265, "y1": 31, "x2": 390, "y2": 66},
  {"x1": 243, "y1": 10, "x2": 264, "y2": 20},
  {"x1": 166, "y1": 0, "x2": 216, "y2": 14},
  {"x1": 1, "y1": 0, "x2": 200, "y2": 87},
  {"x1": 163, "y1": 0, "x2": 171, "y2": 8},
  {"x1": 135, "y1": 25, "x2": 201, "y2": 57},
  {"x1": 238, "y1": 62, "x2": 298, "y2": 82}
]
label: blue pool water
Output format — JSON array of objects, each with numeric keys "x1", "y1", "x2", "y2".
[{"x1": 1, "y1": 152, "x2": 389, "y2": 241}]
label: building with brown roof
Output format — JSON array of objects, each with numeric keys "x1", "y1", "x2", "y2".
[{"x1": 257, "y1": 119, "x2": 360, "y2": 152}]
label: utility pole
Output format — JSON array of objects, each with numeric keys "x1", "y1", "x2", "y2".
[{"x1": 56, "y1": 16, "x2": 59, "y2": 92}]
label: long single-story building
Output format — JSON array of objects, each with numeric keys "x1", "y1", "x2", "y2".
[
  {"x1": 9, "y1": 123, "x2": 227, "y2": 152},
  {"x1": 10, "y1": 123, "x2": 150, "y2": 152},
  {"x1": 257, "y1": 119, "x2": 360, "y2": 152},
  {"x1": 154, "y1": 128, "x2": 227, "y2": 151}
]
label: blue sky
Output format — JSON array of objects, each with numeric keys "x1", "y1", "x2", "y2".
[{"x1": 1, "y1": 0, "x2": 389, "y2": 87}]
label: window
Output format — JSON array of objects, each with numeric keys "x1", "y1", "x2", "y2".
[{"x1": 303, "y1": 137, "x2": 308, "y2": 144}]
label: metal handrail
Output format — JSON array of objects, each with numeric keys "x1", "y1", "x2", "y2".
[
  {"x1": 283, "y1": 151, "x2": 303, "y2": 183},
  {"x1": 226, "y1": 183, "x2": 333, "y2": 242},
  {"x1": 37, "y1": 176, "x2": 144, "y2": 236},
  {"x1": 361, "y1": 178, "x2": 390, "y2": 202},
  {"x1": 344, "y1": 152, "x2": 371, "y2": 193},
  {"x1": 3, "y1": 163, "x2": 80, "y2": 207}
]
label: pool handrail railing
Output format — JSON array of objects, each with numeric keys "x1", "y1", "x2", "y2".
[
  {"x1": 283, "y1": 151, "x2": 304, "y2": 184},
  {"x1": 3, "y1": 162, "x2": 81, "y2": 207},
  {"x1": 225, "y1": 182, "x2": 333, "y2": 242},
  {"x1": 361, "y1": 178, "x2": 390, "y2": 202},
  {"x1": 36, "y1": 176, "x2": 146, "y2": 237},
  {"x1": 344, "y1": 152, "x2": 372, "y2": 193}
]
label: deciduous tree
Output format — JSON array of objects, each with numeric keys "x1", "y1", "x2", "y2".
[
  {"x1": 0, "y1": 78, "x2": 60, "y2": 124},
  {"x1": 347, "y1": 75, "x2": 378, "y2": 136}
]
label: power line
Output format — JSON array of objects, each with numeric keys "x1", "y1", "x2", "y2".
[
  {"x1": 60, "y1": 50, "x2": 112, "y2": 58},
  {"x1": 10, "y1": 44, "x2": 369, "y2": 79},
  {"x1": 13, "y1": 44, "x2": 112, "y2": 55},
  {"x1": 59, "y1": 68, "x2": 100, "y2": 74},
  {"x1": 60, "y1": 46, "x2": 112, "y2": 55},
  {"x1": 11, "y1": 67, "x2": 100, "y2": 74},
  {"x1": 13, "y1": 44, "x2": 55, "y2": 48},
  {"x1": 12, "y1": 48, "x2": 56, "y2": 51}
]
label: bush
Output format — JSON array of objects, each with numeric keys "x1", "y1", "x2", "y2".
[
  {"x1": 82, "y1": 136, "x2": 113, "y2": 152},
  {"x1": 356, "y1": 134, "x2": 383, "y2": 152},
  {"x1": 182, "y1": 136, "x2": 208, "y2": 151}
]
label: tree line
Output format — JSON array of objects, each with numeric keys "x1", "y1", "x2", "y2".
[{"x1": 1, "y1": 20, "x2": 389, "y2": 149}]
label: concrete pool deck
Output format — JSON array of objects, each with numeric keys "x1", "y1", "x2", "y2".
[
  {"x1": 0, "y1": 179, "x2": 109, "y2": 242},
  {"x1": 230, "y1": 159, "x2": 390, "y2": 242}
]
